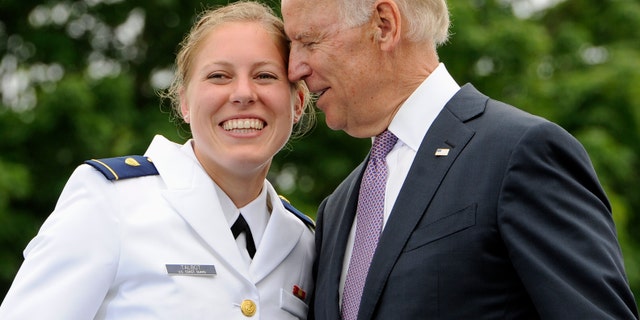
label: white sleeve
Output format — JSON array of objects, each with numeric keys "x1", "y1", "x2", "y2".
[{"x1": 0, "y1": 165, "x2": 120, "y2": 319}]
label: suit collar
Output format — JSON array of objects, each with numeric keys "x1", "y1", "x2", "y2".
[{"x1": 445, "y1": 83, "x2": 488, "y2": 122}]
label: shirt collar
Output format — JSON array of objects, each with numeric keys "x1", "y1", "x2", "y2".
[
  {"x1": 238, "y1": 183, "x2": 270, "y2": 247},
  {"x1": 388, "y1": 63, "x2": 460, "y2": 151},
  {"x1": 182, "y1": 139, "x2": 270, "y2": 233}
]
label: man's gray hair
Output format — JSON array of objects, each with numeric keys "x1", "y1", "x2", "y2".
[{"x1": 338, "y1": 0, "x2": 450, "y2": 45}]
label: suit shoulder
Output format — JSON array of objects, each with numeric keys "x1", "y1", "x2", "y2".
[
  {"x1": 279, "y1": 195, "x2": 315, "y2": 230},
  {"x1": 84, "y1": 155, "x2": 158, "y2": 181}
]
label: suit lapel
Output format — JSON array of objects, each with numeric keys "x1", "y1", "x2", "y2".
[
  {"x1": 318, "y1": 163, "x2": 366, "y2": 319},
  {"x1": 145, "y1": 136, "x2": 249, "y2": 276},
  {"x1": 358, "y1": 84, "x2": 485, "y2": 319}
]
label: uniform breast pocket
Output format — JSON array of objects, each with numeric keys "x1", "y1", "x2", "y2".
[
  {"x1": 280, "y1": 288, "x2": 308, "y2": 319},
  {"x1": 403, "y1": 204, "x2": 477, "y2": 252}
]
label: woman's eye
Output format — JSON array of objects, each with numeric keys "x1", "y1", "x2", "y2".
[
  {"x1": 208, "y1": 73, "x2": 225, "y2": 79},
  {"x1": 256, "y1": 73, "x2": 277, "y2": 80}
]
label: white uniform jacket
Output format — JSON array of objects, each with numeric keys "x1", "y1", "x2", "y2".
[{"x1": 0, "y1": 135, "x2": 315, "y2": 319}]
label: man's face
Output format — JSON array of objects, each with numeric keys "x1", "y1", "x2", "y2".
[{"x1": 282, "y1": 0, "x2": 386, "y2": 137}]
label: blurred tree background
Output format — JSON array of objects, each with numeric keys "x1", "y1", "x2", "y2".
[{"x1": 1, "y1": 0, "x2": 638, "y2": 306}]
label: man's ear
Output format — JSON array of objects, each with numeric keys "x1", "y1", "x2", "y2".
[
  {"x1": 179, "y1": 88, "x2": 190, "y2": 123},
  {"x1": 372, "y1": 0, "x2": 401, "y2": 51}
]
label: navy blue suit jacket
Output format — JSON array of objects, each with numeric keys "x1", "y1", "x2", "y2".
[{"x1": 311, "y1": 84, "x2": 638, "y2": 319}]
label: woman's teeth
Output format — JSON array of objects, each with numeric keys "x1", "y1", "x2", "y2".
[{"x1": 222, "y1": 118, "x2": 264, "y2": 131}]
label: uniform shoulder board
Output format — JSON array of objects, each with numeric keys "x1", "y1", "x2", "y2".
[
  {"x1": 84, "y1": 155, "x2": 159, "y2": 181},
  {"x1": 279, "y1": 195, "x2": 315, "y2": 230}
]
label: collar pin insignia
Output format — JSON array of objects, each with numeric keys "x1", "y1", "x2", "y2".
[{"x1": 435, "y1": 148, "x2": 450, "y2": 157}]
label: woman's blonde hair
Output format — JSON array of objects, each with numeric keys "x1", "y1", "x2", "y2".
[{"x1": 162, "y1": 1, "x2": 314, "y2": 137}]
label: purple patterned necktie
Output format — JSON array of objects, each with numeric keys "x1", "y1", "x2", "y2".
[{"x1": 341, "y1": 129, "x2": 397, "y2": 320}]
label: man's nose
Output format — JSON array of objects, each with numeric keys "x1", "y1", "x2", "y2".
[{"x1": 288, "y1": 50, "x2": 311, "y2": 82}]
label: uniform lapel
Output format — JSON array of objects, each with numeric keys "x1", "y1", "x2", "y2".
[
  {"x1": 250, "y1": 184, "x2": 303, "y2": 283},
  {"x1": 358, "y1": 84, "x2": 485, "y2": 319},
  {"x1": 145, "y1": 136, "x2": 249, "y2": 276}
]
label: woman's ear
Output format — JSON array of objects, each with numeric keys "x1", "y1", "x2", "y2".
[
  {"x1": 373, "y1": 0, "x2": 401, "y2": 51},
  {"x1": 293, "y1": 89, "x2": 305, "y2": 123},
  {"x1": 179, "y1": 88, "x2": 190, "y2": 123}
]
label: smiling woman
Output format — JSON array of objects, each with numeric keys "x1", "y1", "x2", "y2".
[
  {"x1": 178, "y1": 19, "x2": 301, "y2": 201},
  {"x1": 0, "y1": 2, "x2": 316, "y2": 319}
]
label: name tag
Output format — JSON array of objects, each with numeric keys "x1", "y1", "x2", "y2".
[{"x1": 166, "y1": 264, "x2": 217, "y2": 276}]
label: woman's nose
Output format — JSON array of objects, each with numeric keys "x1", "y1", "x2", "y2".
[{"x1": 230, "y1": 77, "x2": 257, "y2": 105}]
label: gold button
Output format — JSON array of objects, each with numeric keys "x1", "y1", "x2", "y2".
[{"x1": 240, "y1": 299, "x2": 256, "y2": 317}]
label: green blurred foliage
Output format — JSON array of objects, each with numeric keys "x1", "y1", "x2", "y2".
[{"x1": 1, "y1": 0, "x2": 638, "y2": 307}]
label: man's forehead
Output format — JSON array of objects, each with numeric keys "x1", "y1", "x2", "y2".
[
  {"x1": 282, "y1": 0, "x2": 331, "y2": 10},
  {"x1": 283, "y1": 0, "x2": 338, "y2": 37},
  {"x1": 283, "y1": 0, "x2": 338, "y2": 21},
  {"x1": 281, "y1": 0, "x2": 310, "y2": 15}
]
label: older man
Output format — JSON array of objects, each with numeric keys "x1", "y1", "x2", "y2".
[{"x1": 282, "y1": 0, "x2": 639, "y2": 318}]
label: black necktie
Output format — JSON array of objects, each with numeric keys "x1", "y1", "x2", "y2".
[{"x1": 231, "y1": 214, "x2": 256, "y2": 259}]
